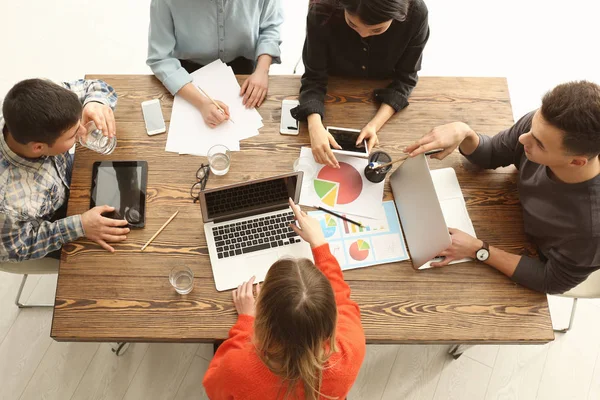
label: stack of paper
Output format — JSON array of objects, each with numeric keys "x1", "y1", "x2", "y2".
[{"x1": 166, "y1": 60, "x2": 263, "y2": 156}]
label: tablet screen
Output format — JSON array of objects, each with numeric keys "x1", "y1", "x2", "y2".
[
  {"x1": 91, "y1": 161, "x2": 148, "y2": 228},
  {"x1": 328, "y1": 128, "x2": 368, "y2": 154}
]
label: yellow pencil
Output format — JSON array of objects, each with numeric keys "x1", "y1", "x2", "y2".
[{"x1": 141, "y1": 210, "x2": 179, "y2": 251}]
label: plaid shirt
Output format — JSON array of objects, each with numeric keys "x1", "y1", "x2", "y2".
[{"x1": 0, "y1": 79, "x2": 117, "y2": 262}]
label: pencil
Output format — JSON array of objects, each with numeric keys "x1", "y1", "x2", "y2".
[
  {"x1": 194, "y1": 85, "x2": 235, "y2": 124},
  {"x1": 141, "y1": 210, "x2": 179, "y2": 251},
  {"x1": 372, "y1": 149, "x2": 444, "y2": 170},
  {"x1": 316, "y1": 206, "x2": 363, "y2": 228}
]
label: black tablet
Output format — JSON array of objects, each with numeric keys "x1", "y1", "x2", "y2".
[{"x1": 90, "y1": 161, "x2": 148, "y2": 228}]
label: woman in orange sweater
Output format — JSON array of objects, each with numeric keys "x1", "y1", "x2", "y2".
[{"x1": 203, "y1": 199, "x2": 366, "y2": 399}]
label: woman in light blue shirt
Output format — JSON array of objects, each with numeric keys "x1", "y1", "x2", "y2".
[{"x1": 147, "y1": 0, "x2": 283, "y2": 128}]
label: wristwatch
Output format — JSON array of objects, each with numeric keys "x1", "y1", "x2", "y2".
[{"x1": 476, "y1": 240, "x2": 490, "y2": 262}]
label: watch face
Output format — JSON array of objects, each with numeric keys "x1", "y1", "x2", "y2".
[{"x1": 476, "y1": 249, "x2": 489, "y2": 261}]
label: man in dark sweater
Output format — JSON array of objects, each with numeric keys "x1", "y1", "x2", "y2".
[{"x1": 406, "y1": 81, "x2": 600, "y2": 294}]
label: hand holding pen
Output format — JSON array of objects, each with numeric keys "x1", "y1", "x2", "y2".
[{"x1": 404, "y1": 122, "x2": 477, "y2": 160}]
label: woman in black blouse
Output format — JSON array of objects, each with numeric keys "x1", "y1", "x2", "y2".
[{"x1": 292, "y1": 0, "x2": 429, "y2": 167}]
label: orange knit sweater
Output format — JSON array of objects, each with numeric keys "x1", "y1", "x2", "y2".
[{"x1": 203, "y1": 243, "x2": 366, "y2": 399}]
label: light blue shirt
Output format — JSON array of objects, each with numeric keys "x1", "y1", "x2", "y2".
[{"x1": 147, "y1": 0, "x2": 283, "y2": 95}]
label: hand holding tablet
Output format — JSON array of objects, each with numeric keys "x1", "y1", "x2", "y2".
[{"x1": 326, "y1": 126, "x2": 369, "y2": 158}]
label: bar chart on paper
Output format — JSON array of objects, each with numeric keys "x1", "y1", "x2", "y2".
[{"x1": 308, "y1": 201, "x2": 409, "y2": 271}]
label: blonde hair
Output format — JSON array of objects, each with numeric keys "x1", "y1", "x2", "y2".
[{"x1": 254, "y1": 258, "x2": 338, "y2": 400}]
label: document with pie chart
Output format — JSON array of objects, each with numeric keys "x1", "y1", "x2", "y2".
[
  {"x1": 297, "y1": 147, "x2": 385, "y2": 219},
  {"x1": 308, "y1": 201, "x2": 409, "y2": 271}
]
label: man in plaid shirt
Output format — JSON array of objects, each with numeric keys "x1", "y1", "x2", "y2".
[{"x1": 1, "y1": 78, "x2": 130, "y2": 262}]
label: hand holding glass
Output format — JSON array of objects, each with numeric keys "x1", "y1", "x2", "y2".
[{"x1": 79, "y1": 121, "x2": 117, "y2": 154}]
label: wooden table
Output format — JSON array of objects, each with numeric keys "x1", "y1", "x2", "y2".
[{"x1": 51, "y1": 75, "x2": 554, "y2": 344}]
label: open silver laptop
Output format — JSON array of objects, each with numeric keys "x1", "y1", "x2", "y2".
[
  {"x1": 389, "y1": 154, "x2": 476, "y2": 269},
  {"x1": 198, "y1": 172, "x2": 313, "y2": 291}
]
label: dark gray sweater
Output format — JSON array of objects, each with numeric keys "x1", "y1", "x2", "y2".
[{"x1": 464, "y1": 111, "x2": 600, "y2": 294}]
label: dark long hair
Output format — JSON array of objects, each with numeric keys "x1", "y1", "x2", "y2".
[{"x1": 310, "y1": 0, "x2": 410, "y2": 24}]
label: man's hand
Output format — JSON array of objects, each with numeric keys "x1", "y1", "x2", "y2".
[
  {"x1": 288, "y1": 198, "x2": 326, "y2": 249},
  {"x1": 356, "y1": 123, "x2": 379, "y2": 151},
  {"x1": 233, "y1": 276, "x2": 260, "y2": 316},
  {"x1": 81, "y1": 205, "x2": 130, "y2": 252},
  {"x1": 405, "y1": 122, "x2": 475, "y2": 160},
  {"x1": 240, "y1": 69, "x2": 268, "y2": 109},
  {"x1": 431, "y1": 228, "x2": 483, "y2": 267},
  {"x1": 82, "y1": 102, "x2": 116, "y2": 138},
  {"x1": 199, "y1": 100, "x2": 230, "y2": 128},
  {"x1": 309, "y1": 119, "x2": 341, "y2": 168}
]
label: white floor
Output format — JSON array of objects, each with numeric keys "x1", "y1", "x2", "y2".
[{"x1": 1, "y1": 0, "x2": 600, "y2": 399}]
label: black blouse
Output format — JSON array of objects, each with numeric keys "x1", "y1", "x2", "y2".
[{"x1": 292, "y1": 0, "x2": 430, "y2": 121}]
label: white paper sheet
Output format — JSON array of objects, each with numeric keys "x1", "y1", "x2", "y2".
[{"x1": 165, "y1": 60, "x2": 263, "y2": 156}]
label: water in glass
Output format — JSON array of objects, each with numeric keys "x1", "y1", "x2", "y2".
[
  {"x1": 169, "y1": 267, "x2": 194, "y2": 295},
  {"x1": 209, "y1": 153, "x2": 230, "y2": 175},
  {"x1": 79, "y1": 121, "x2": 116, "y2": 154}
]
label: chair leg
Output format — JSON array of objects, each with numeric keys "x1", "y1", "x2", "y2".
[
  {"x1": 15, "y1": 274, "x2": 54, "y2": 308},
  {"x1": 293, "y1": 56, "x2": 302, "y2": 74},
  {"x1": 449, "y1": 344, "x2": 473, "y2": 359},
  {"x1": 111, "y1": 342, "x2": 131, "y2": 356},
  {"x1": 554, "y1": 298, "x2": 578, "y2": 333}
]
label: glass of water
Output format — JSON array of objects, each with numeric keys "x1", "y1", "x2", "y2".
[
  {"x1": 207, "y1": 145, "x2": 230, "y2": 175},
  {"x1": 169, "y1": 266, "x2": 194, "y2": 295},
  {"x1": 293, "y1": 157, "x2": 316, "y2": 187},
  {"x1": 79, "y1": 121, "x2": 117, "y2": 155}
]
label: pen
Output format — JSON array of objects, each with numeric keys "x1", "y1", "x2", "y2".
[
  {"x1": 371, "y1": 149, "x2": 444, "y2": 170},
  {"x1": 315, "y1": 206, "x2": 363, "y2": 228}
]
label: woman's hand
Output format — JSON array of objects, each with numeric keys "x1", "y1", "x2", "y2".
[
  {"x1": 199, "y1": 100, "x2": 230, "y2": 128},
  {"x1": 356, "y1": 122, "x2": 379, "y2": 151},
  {"x1": 232, "y1": 276, "x2": 260, "y2": 316},
  {"x1": 308, "y1": 117, "x2": 341, "y2": 168},
  {"x1": 288, "y1": 198, "x2": 326, "y2": 248},
  {"x1": 240, "y1": 69, "x2": 268, "y2": 109}
]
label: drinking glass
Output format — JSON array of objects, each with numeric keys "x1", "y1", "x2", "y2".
[
  {"x1": 207, "y1": 145, "x2": 230, "y2": 175},
  {"x1": 79, "y1": 121, "x2": 117, "y2": 154},
  {"x1": 169, "y1": 266, "x2": 194, "y2": 295},
  {"x1": 293, "y1": 157, "x2": 317, "y2": 187}
]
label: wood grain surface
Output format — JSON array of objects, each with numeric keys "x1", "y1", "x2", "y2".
[{"x1": 51, "y1": 75, "x2": 553, "y2": 343}]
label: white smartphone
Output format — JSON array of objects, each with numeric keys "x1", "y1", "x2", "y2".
[
  {"x1": 327, "y1": 126, "x2": 369, "y2": 158},
  {"x1": 280, "y1": 99, "x2": 300, "y2": 135},
  {"x1": 141, "y1": 99, "x2": 166, "y2": 135}
]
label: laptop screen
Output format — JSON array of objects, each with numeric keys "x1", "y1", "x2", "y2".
[{"x1": 202, "y1": 173, "x2": 300, "y2": 222}]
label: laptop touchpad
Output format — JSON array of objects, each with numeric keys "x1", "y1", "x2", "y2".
[{"x1": 246, "y1": 253, "x2": 279, "y2": 278}]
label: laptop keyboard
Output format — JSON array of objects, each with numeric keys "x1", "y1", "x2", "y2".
[{"x1": 212, "y1": 211, "x2": 301, "y2": 259}]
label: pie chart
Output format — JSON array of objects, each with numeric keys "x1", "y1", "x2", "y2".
[
  {"x1": 349, "y1": 239, "x2": 370, "y2": 261},
  {"x1": 313, "y1": 162, "x2": 363, "y2": 207},
  {"x1": 319, "y1": 214, "x2": 338, "y2": 238}
]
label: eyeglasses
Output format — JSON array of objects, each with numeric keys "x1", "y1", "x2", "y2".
[{"x1": 191, "y1": 164, "x2": 210, "y2": 203}]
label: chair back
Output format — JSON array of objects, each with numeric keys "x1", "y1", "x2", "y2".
[
  {"x1": 561, "y1": 269, "x2": 600, "y2": 299},
  {"x1": 0, "y1": 258, "x2": 59, "y2": 275}
]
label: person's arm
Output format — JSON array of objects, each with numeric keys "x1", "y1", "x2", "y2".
[
  {"x1": 202, "y1": 314, "x2": 254, "y2": 397},
  {"x1": 291, "y1": 10, "x2": 330, "y2": 122},
  {"x1": 459, "y1": 111, "x2": 534, "y2": 169},
  {"x1": 432, "y1": 229, "x2": 600, "y2": 294},
  {"x1": 511, "y1": 239, "x2": 600, "y2": 294},
  {"x1": 61, "y1": 79, "x2": 118, "y2": 137},
  {"x1": 255, "y1": 0, "x2": 283, "y2": 64},
  {"x1": 312, "y1": 244, "x2": 362, "y2": 318},
  {"x1": 0, "y1": 214, "x2": 84, "y2": 262},
  {"x1": 61, "y1": 79, "x2": 118, "y2": 110},
  {"x1": 146, "y1": 0, "x2": 192, "y2": 96},
  {"x1": 406, "y1": 111, "x2": 534, "y2": 169},
  {"x1": 373, "y1": 13, "x2": 429, "y2": 112}
]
